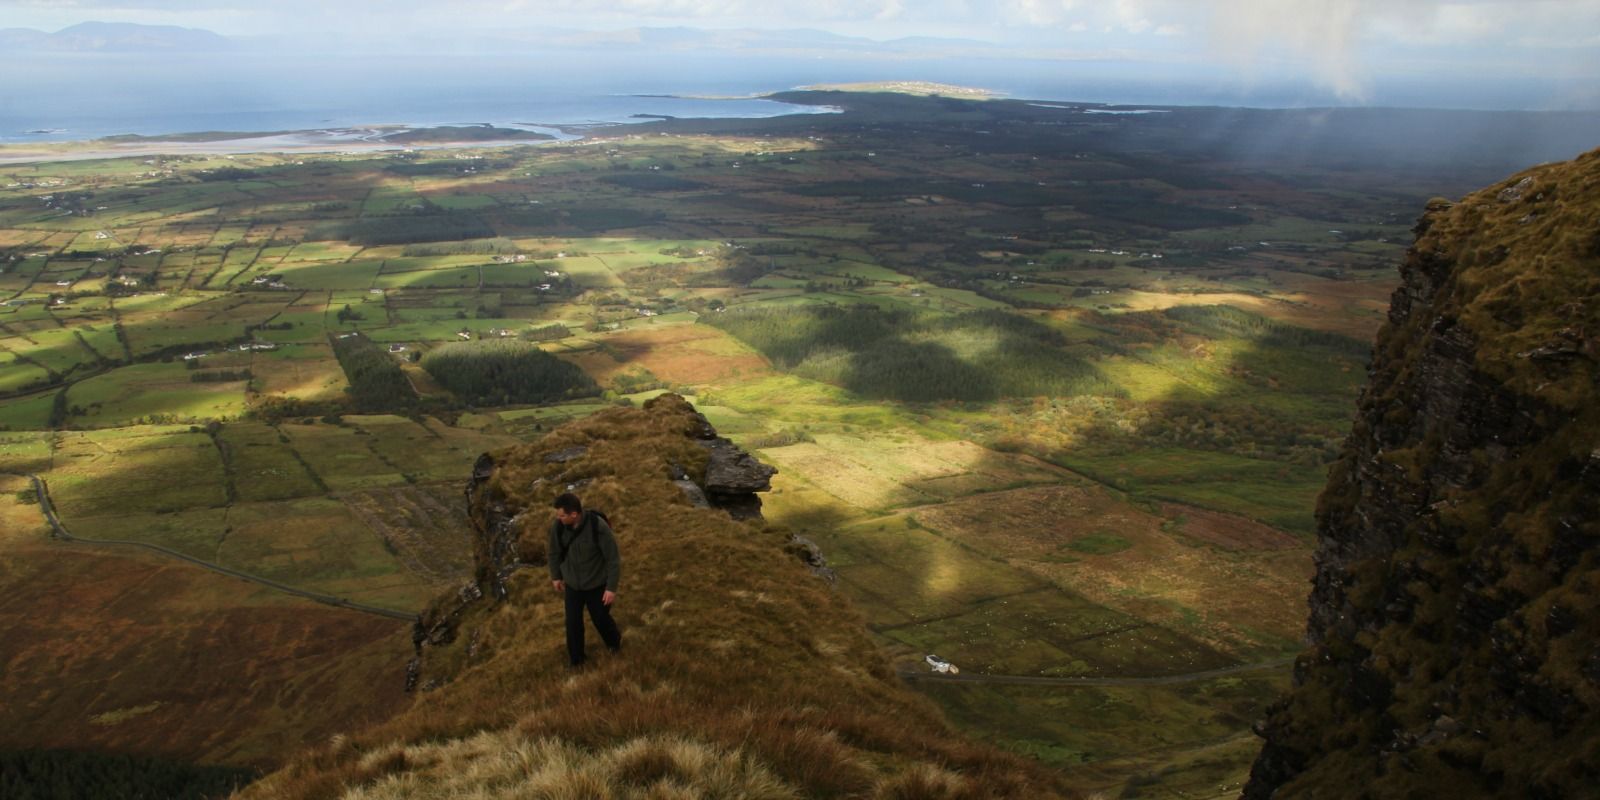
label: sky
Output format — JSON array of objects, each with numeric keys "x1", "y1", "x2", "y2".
[{"x1": 4, "y1": 0, "x2": 1599, "y2": 108}]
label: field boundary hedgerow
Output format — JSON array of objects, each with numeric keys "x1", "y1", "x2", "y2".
[{"x1": 11, "y1": 471, "x2": 416, "y2": 621}]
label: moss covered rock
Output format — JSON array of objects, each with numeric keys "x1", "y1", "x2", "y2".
[{"x1": 1245, "y1": 150, "x2": 1600, "y2": 797}]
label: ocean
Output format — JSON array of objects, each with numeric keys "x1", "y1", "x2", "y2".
[
  {"x1": 0, "y1": 49, "x2": 1583, "y2": 144},
  {"x1": 0, "y1": 52, "x2": 855, "y2": 143}
]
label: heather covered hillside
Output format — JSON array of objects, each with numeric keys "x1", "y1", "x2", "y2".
[{"x1": 239, "y1": 394, "x2": 1072, "y2": 799}]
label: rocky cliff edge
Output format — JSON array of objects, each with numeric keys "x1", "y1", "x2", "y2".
[{"x1": 1244, "y1": 150, "x2": 1600, "y2": 797}]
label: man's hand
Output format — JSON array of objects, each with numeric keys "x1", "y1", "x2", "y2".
[
  {"x1": 552, "y1": 579, "x2": 564, "y2": 592},
  {"x1": 602, "y1": 590, "x2": 617, "y2": 606}
]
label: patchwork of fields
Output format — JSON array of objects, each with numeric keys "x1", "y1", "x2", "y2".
[{"x1": 0, "y1": 94, "x2": 1502, "y2": 797}]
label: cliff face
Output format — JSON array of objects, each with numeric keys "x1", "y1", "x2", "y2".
[
  {"x1": 246, "y1": 394, "x2": 1069, "y2": 799},
  {"x1": 1245, "y1": 150, "x2": 1600, "y2": 797}
]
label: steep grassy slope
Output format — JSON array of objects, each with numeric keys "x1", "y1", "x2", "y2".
[
  {"x1": 1245, "y1": 150, "x2": 1600, "y2": 796},
  {"x1": 0, "y1": 542, "x2": 412, "y2": 770},
  {"x1": 241, "y1": 394, "x2": 1072, "y2": 799}
]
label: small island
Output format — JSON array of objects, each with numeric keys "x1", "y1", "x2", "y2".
[{"x1": 796, "y1": 80, "x2": 998, "y2": 98}]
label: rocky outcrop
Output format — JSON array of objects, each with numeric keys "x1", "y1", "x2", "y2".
[
  {"x1": 451, "y1": 396, "x2": 775, "y2": 603},
  {"x1": 784, "y1": 534, "x2": 838, "y2": 584},
  {"x1": 697, "y1": 436, "x2": 777, "y2": 519},
  {"x1": 409, "y1": 394, "x2": 785, "y2": 690},
  {"x1": 1244, "y1": 150, "x2": 1600, "y2": 797}
]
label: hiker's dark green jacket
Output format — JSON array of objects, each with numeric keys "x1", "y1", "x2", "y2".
[{"x1": 548, "y1": 511, "x2": 620, "y2": 592}]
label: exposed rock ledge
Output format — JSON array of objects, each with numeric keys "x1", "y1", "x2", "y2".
[{"x1": 408, "y1": 393, "x2": 785, "y2": 691}]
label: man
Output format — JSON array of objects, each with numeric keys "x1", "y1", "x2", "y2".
[{"x1": 548, "y1": 492, "x2": 621, "y2": 668}]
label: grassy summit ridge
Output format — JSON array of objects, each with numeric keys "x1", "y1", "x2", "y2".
[{"x1": 241, "y1": 394, "x2": 1071, "y2": 799}]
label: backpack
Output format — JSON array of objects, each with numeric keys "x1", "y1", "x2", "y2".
[{"x1": 561, "y1": 509, "x2": 611, "y2": 553}]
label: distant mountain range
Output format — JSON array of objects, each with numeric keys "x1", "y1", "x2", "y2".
[{"x1": 0, "y1": 21, "x2": 233, "y2": 52}]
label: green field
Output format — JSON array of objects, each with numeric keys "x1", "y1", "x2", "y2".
[{"x1": 0, "y1": 94, "x2": 1506, "y2": 796}]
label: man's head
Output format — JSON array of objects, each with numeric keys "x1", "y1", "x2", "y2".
[{"x1": 553, "y1": 492, "x2": 583, "y2": 528}]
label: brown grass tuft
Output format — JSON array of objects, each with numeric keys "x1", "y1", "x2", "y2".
[
  {"x1": 610, "y1": 738, "x2": 689, "y2": 787},
  {"x1": 873, "y1": 765, "x2": 974, "y2": 800},
  {"x1": 739, "y1": 726, "x2": 875, "y2": 797}
]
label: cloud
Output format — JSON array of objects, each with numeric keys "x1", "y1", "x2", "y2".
[
  {"x1": 1081, "y1": 1, "x2": 1600, "y2": 98},
  {"x1": 1193, "y1": 0, "x2": 1379, "y2": 99},
  {"x1": 0, "y1": 0, "x2": 1594, "y2": 98}
]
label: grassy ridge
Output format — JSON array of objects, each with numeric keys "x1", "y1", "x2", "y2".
[{"x1": 243, "y1": 395, "x2": 1074, "y2": 799}]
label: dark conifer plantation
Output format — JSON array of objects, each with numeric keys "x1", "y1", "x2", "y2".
[
  {"x1": 421, "y1": 340, "x2": 597, "y2": 405},
  {"x1": 330, "y1": 334, "x2": 417, "y2": 411}
]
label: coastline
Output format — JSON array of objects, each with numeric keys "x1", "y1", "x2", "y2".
[
  {"x1": 0, "y1": 93, "x2": 841, "y2": 165},
  {"x1": 0, "y1": 124, "x2": 590, "y2": 166}
]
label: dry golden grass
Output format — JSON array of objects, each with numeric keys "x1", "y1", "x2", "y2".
[
  {"x1": 334, "y1": 732, "x2": 799, "y2": 800},
  {"x1": 241, "y1": 394, "x2": 1074, "y2": 799}
]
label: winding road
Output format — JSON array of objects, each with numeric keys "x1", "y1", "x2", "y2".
[
  {"x1": 14, "y1": 472, "x2": 416, "y2": 622},
  {"x1": 896, "y1": 655, "x2": 1296, "y2": 688}
]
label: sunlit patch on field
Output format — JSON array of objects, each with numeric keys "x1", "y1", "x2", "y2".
[
  {"x1": 912, "y1": 484, "x2": 1311, "y2": 659},
  {"x1": 757, "y1": 431, "x2": 1068, "y2": 512},
  {"x1": 0, "y1": 430, "x2": 52, "y2": 473},
  {"x1": 248, "y1": 344, "x2": 349, "y2": 402},
  {"x1": 572, "y1": 324, "x2": 772, "y2": 388},
  {"x1": 0, "y1": 472, "x2": 48, "y2": 541},
  {"x1": 48, "y1": 426, "x2": 227, "y2": 516},
  {"x1": 64, "y1": 362, "x2": 250, "y2": 426},
  {"x1": 761, "y1": 442, "x2": 929, "y2": 510}
]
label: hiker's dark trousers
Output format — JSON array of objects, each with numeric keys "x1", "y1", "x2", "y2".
[{"x1": 564, "y1": 585, "x2": 621, "y2": 665}]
